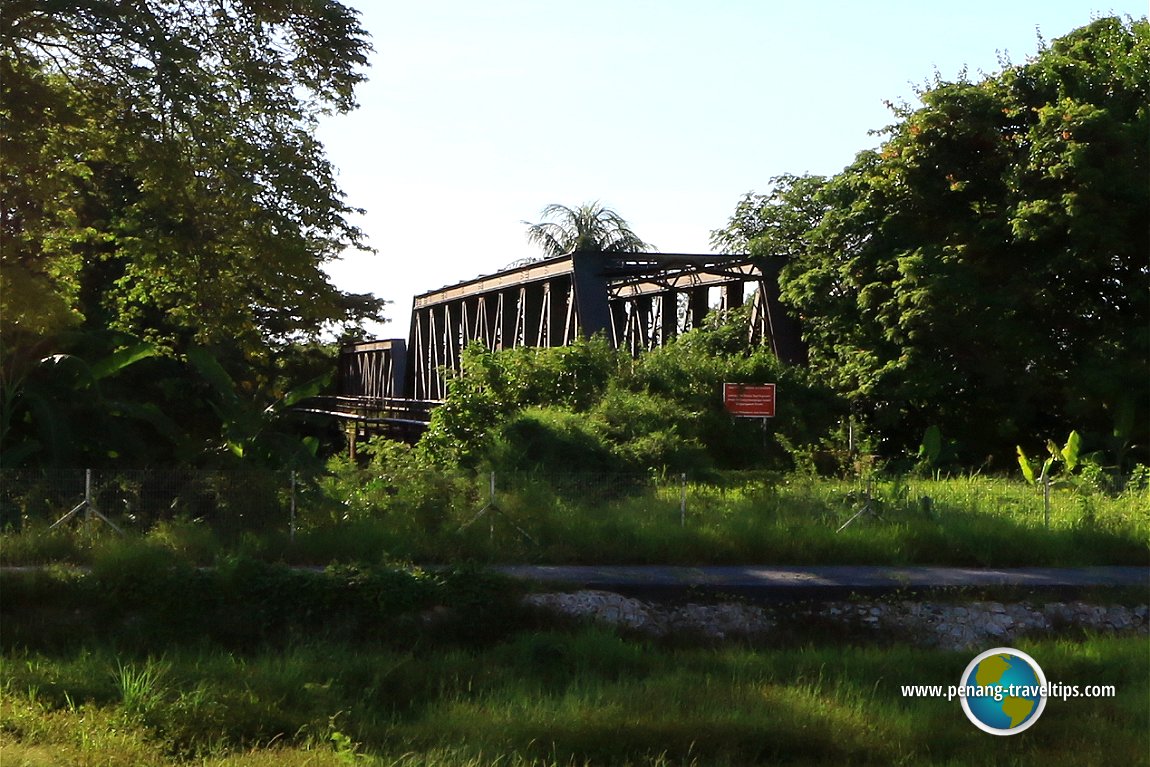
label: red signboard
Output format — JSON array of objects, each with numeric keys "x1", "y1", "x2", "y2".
[{"x1": 723, "y1": 383, "x2": 776, "y2": 418}]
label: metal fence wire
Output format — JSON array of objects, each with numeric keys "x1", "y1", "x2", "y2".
[
  {"x1": 467, "y1": 471, "x2": 691, "y2": 532},
  {"x1": 1, "y1": 466, "x2": 1143, "y2": 537},
  {"x1": 0, "y1": 469, "x2": 693, "y2": 534},
  {"x1": 0, "y1": 468, "x2": 293, "y2": 534}
]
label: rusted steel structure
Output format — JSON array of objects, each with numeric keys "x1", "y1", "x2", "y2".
[
  {"x1": 337, "y1": 339, "x2": 406, "y2": 400},
  {"x1": 320, "y1": 252, "x2": 803, "y2": 441},
  {"x1": 294, "y1": 394, "x2": 438, "y2": 454},
  {"x1": 404, "y1": 252, "x2": 804, "y2": 400}
]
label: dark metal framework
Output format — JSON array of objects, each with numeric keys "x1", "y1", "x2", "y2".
[
  {"x1": 337, "y1": 339, "x2": 406, "y2": 400},
  {"x1": 403, "y1": 252, "x2": 804, "y2": 400}
]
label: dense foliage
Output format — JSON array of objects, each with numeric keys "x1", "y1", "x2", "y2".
[
  {"x1": 420, "y1": 312, "x2": 844, "y2": 474},
  {"x1": 1, "y1": 1, "x2": 379, "y2": 467},
  {"x1": 713, "y1": 17, "x2": 1149, "y2": 468}
]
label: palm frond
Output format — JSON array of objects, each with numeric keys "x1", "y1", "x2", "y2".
[{"x1": 523, "y1": 201, "x2": 653, "y2": 258}]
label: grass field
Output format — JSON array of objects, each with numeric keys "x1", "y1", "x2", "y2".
[
  {"x1": 3, "y1": 474, "x2": 1146, "y2": 567},
  {"x1": 2, "y1": 631, "x2": 1146, "y2": 766},
  {"x1": 1, "y1": 474, "x2": 1146, "y2": 766}
]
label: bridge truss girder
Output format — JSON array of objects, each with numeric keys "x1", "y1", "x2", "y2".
[
  {"x1": 406, "y1": 252, "x2": 804, "y2": 401},
  {"x1": 337, "y1": 339, "x2": 406, "y2": 400}
]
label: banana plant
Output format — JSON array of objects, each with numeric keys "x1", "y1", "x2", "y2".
[
  {"x1": 186, "y1": 347, "x2": 329, "y2": 468},
  {"x1": 0, "y1": 340, "x2": 176, "y2": 467},
  {"x1": 1016, "y1": 430, "x2": 1081, "y2": 528}
]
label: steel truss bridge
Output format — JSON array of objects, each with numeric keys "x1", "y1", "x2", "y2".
[{"x1": 307, "y1": 252, "x2": 804, "y2": 440}]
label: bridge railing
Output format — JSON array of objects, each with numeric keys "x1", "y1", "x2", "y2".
[{"x1": 293, "y1": 395, "x2": 442, "y2": 426}]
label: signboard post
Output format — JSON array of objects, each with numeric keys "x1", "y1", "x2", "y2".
[
  {"x1": 723, "y1": 383, "x2": 776, "y2": 419},
  {"x1": 724, "y1": 383, "x2": 776, "y2": 446}
]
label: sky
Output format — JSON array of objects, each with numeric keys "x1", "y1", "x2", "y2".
[{"x1": 315, "y1": 1, "x2": 1146, "y2": 339}]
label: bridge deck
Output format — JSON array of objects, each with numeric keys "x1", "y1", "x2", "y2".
[{"x1": 295, "y1": 395, "x2": 441, "y2": 446}]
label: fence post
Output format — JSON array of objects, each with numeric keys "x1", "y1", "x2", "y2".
[
  {"x1": 489, "y1": 472, "x2": 496, "y2": 540},
  {"x1": 84, "y1": 469, "x2": 93, "y2": 526},
  {"x1": 290, "y1": 470, "x2": 297, "y2": 542},
  {"x1": 49, "y1": 467, "x2": 122, "y2": 534},
  {"x1": 1043, "y1": 474, "x2": 1051, "y2": 530},
  {"x1": 680, "y1": 473, "x2": 687, "y2": 527}
]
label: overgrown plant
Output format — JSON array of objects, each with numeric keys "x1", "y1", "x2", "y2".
[
  {"x1": 914, "y1": 425, "x2": 961, "y2": 477},
  {"x1": 777, "y1": 417, "x2": 879, "y2": 478},
  {"x1": 320, "y1": 438, "x2": 475, "y2": 534},
  {"x1": 114, "y1": 658, "x2": 168, "y2": 720},
  {"x1": 1017, "y1": 430, "x2": 1081, "y2": 527}
]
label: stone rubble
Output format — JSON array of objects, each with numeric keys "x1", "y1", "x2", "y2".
[{"x1": 522, "y1": 590, "x2": 1150, "y2": 650}]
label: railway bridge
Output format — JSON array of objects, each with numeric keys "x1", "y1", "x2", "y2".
[{"x1": 301, "y1": 252, "x2": 804, "y2": 443}]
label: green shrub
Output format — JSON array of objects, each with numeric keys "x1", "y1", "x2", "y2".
[
  {"x1": 317, "y1": 439, "x2": 474, "y2": 534},
  {"x1": 591, "y1": 386, "x2": 709, "y2": 472},
  {"x1": 144, "y1": 518, "x2": 218, "y2": 564},
  {"x1": 489, "y1": 407, "x2": 615, "y2": 474},
  {"x1": 421, "y1": 338, "x2": 622, "y2": 467}
]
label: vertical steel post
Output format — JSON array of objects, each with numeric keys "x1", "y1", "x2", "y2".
[
  {"x1": 489, "y1": 471, "x2": 496, "y2": 541},
  {"x1": 290, "y1": 470, "x2": 297, "y2": 542},
  {"x1": 84, "y1": 469, "x2": 93, "y2": 525},
  {"x1": 680, "y1": 473, "x2": 687, "y2": 527},
  {"x1": 1043, "y1": 475, "x2": 1051, "y2": 529}
]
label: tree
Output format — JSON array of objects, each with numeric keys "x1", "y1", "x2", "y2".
[
  {"x1": 709, "y1": 174, "x2": 828, "y2": 258},
  {"x1": 523, "y1": 202, "x2": 652, "y2": 258},
  {"x1": 717, "y1": 16, "x2": 1149, "y2": 465},
  {"x1": 0, "y1": 1, "x2": 384, "y2": 467},
  {"x1": 1, "y1": 1, "x2": 384, "y2": 361}
]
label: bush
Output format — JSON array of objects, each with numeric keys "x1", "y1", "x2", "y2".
[
  {"x1": 591, "y1": 386, "x2": 709, "y2": 472},
  {"x1": 419, "y1": 311, "x2": 848, "y2": 474},
  {"x1": 421, "y1": 338, "x2": 621, "y2": 467},
  {"x1": 488, "y1": 407, "x2": 616, "y2": 474},
  {"x1": 316, "y1": 438, "x2": 475, "y2": 537}
]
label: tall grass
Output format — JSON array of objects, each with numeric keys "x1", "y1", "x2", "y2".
[
  {"x1": 114, "y1": 659, "x2": 167, "y2": 718},
  {"x1": 2, "y1": 475, "x2": 1146, "y2": 567},
  {"x1": 294, "y1": 472, "x2": 1146, "y2": 566}
]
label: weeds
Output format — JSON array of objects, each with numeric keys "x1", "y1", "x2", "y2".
[
  {"x1": 2, "y1": 634, "x2": 1146, "y2": 766},
  {"x1": 2, "y1": 474, "x2": 1146, "y2": 568},
  {"x1": 114, "y1": 658, "x2": 168, "y2": 719}
]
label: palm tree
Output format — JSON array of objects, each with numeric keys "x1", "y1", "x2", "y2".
[{"x1": 523, "y1": 202, "x2": 653, "y2": 258}]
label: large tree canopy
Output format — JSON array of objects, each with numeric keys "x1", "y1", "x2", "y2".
[
  {"x1": 0, "y1": 0, "x2": 383, "y2": 359},
  {"x1": 715, "y1": 17, "x2": 1149, "y2": 464},
  {"x1": 0, "y1": 1, "x2": 383, "y2": 467}
]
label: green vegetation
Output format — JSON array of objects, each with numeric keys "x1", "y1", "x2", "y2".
[
  {"x1": 711, "y1": 16, "x2": 1149, "y2": 465},
  {"x1": 0, "y1": 559, "x2": 522, "y2": 652},
  {"x1": 313, "y1": 469, "x2": 1147, "y2": 567},
  {"x1": 4, "y1": 560, "x2": 1147, "y2": 765},
  {"x1": 3, "y1": 12, "x2": 1146, "y2": 767},
  {"x1": 2, "y1": 631, "x2": 1146, "y2": 766},
  {"x1": 2, "y1": 1, "x2": 380, "y2": 469},
  {"x1": 5, "y1": 15, "x2": 1146, "y2": 480},
  {"x1": 2, "y1": 1, "x2": 380, "y2": 354},
  {"x1": 3, "y1": 471, "x2": 1145, "y2": 567},
  {"x1": 421, "y1": 326, "x2": 843, "y2": 474}
]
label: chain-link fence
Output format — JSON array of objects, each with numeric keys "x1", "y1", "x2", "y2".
[
  {"x1": 0, "y1": 468, "x2": 298, "y2": 536},
  {"x1": 0, "y1": 468, "x2": 715, "y2": 539},
  {"x1": 2, "y1": 466, "x2": 1144, "y2": 541}
]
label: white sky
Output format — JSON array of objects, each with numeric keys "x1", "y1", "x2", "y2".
[{"x1": 316, "y1": 1, "x2": 1146, "y2": 339}]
